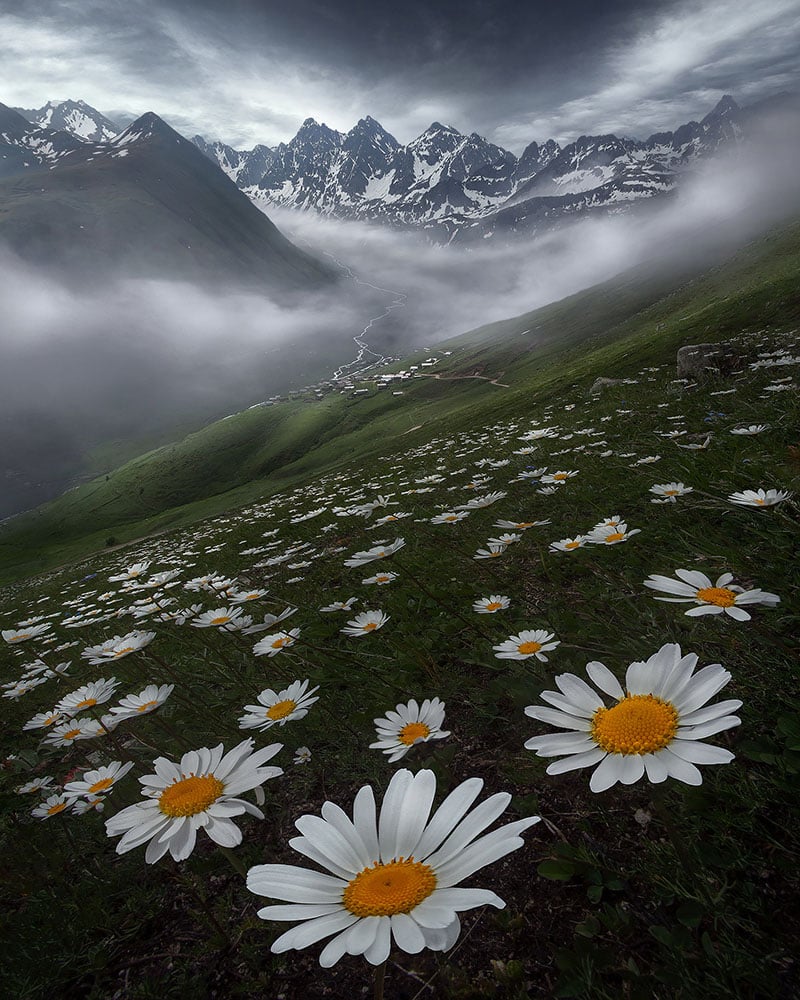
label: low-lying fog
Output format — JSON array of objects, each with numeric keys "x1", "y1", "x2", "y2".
[{"x1": 2, "y1": 110, "x2": 799, "y2": 519}]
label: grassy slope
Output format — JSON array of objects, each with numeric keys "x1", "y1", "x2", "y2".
[{"x1": 2, "y1": 219, "x2": 800, "y2": 585}]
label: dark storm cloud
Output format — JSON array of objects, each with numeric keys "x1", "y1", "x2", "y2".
[{"x1": 3, "y1": 1, "x2": 800, "y2": 150}]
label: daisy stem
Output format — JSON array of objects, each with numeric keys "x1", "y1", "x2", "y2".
[
  {"x1": 374, "y1": 959, "x2": 387, "y2": 1000},
  {"x1": 178, "y1": 871, "x2": 231, "y2": 948},
  {"x1": 217, "y1": 845, "x2": 248, "y2": 878}
]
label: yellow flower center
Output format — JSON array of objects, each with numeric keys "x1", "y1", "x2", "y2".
[
  {"x1": 89, "y1": 776, "x2": 115, "y2": 794},
  {"x1": 755, "y1": 498, "x2": 765, "y2": 505},
  {"x1": 376, "y1": 576, "x2": 391, "y2": 583},
  {"x1": 266, "y1": 699, "x2": 297, "y2": 720},
  {"x1": 592, "y1": 694, "x2": 679, "y2": 755},
  {"x1": 158, "y1": 774, "x2": 225, "y2": 817},
  {"x1": 485, "y1": 601, "x2": 503, "y2": 611},
  {"x1": 399, "y1": 721, "x2": 431, "y2": 745},
  {"x1": 565, "y1": 541, "x2": 580, "y2": 550},
  {"x1": 362, "y1": 622, "x2": 378, "y2": 631},
  {"x1": 552, "y1": 473, "x2": 568, "y2": 480},
  {"x1": 696, "y1": 586, "x2": 736, "y2": 607},
  {"x1": 136, "y1": 700, "x2": 159, "y2": 713},
  {"x1": 342, "y1": 858, "x2": 437, "y2": 917},
  {"x1": 518, "y1": 641, "x2": 542, "y2": 655},
  {"x1": 663, "y1": 490, "x2": 679, "y2": 496},
  {"x1": 114, "y1": 647, "x2": 135, "y2": 657},
  {"x1": 271, "y1": 636, "x2": 291, "y2": 649},
  {"x1": 47, "y1": 801, "x2": 68, "y2": 815},
  {"x1": 604, "y1": 532, "x2": 625, "y2": 543},
  {"x1": 211, "y1": 616, "x2": 231, "y2": 625},
  {"x1": 76, "y1": 697, "x2": 97, "y2": 709},
  {"x1": 63, "y1": 728, "x2": 82, "y2": 740}
]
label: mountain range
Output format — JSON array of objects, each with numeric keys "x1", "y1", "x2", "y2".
[
  {"x1": 189, "y1": 94, "x2": 777, "y2": 241},
  {"x1": 8, "y1": 93, "x2": 798, "y2": 248},
  {"x1": 0, "y1": 102, "x2": 333, "y2": 290}
]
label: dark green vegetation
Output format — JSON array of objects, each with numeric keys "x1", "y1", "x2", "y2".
[
  {"x1": 3, "y1": 218, "x2": 800, "y2": 585},
  {"x1": 0, "y1": 217, "x2": 799, "y2": 1000}
]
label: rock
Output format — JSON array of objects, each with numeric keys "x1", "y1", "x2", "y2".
[
  {"x1": 589, "y1": 377, "x2": 625, "y2": 395},
  {"x1": 676, "y1": 342, "x2": 742, "y2": 378}
]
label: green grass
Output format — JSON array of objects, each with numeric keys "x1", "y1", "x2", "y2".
[
  {"x1": 1, "y1": 217, "x2": 799, "y2": 999},
  {"x1": 3, "y1": 219, "x2": 800, "y2": 586}
]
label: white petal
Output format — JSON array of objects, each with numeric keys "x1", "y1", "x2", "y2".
[
  {"x1": 363, "y1": 916, "x2": 392, "y2": 965},
  {"x1": 523, "y1": 706, "x2": 590, "y2": 731},
  {"x1": 589, "y1": 754, "x2": 625, "y2": 792},
  {"x1": 642, "y1": 753, "x2": 669, "y2": 783},
  {"x1": 378, "y1": 770, "x2": 414, "y2": 861},
  {"x1": 554, "y1": 674, "x2": 604, "y2": 714},
  {"x1": 204, "y1": 816, "x2": 242, "y2": 848},
  {"x1": 391, "y1": 913, "x2": 426, "y2": 953},
  {"x1": 247, "y1": 864, "x2": 347, "y2": 902},
  {"x1": 617, "y1": 755, "x2": 645, "y2": 785},
  {"x1": 659, "y1": 748, "x2": 703, "y2": 785},
  {"x1": 524, "y1": 733, "x2": 596, "y2": 756},
  {"x1": 425, "y1": 792, "x2": 511, "y2": 866},
  {"x1": 256, "y1": 903, "x2": 343, "y2": 921},
  {"x1": 676, "y1": 715, "x2": 740, "y2": 739},
  {"x1": 585, "y1": 661, "x2": 624, "y2": 700},
  {"x1": 392, "y1": 769, "x2": 437, "y2": 860},
  {"x1": 724, "y1": 606, "x2": 751, "y2": 621},
  {"x1": 667, "y1": 741, "x2": 734, "y2": 765},
  {"x1": 270, "y1": 911, "x2": 358, "y2": 954},
  {"x1": 412, "y1": 778, "x2": 484, "y2": 859},
  {"x1": 343, "y1": 915, "x2": 380, "y2": 955},
  {"x1": 545, "y1": 748, "x2": 607, "y2": 774},
  {"x1": 294, "y1": 815, "x2": 365, "y2": 874}
]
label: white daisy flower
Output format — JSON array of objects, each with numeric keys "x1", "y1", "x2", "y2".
[
  {"x1": 524, "y1": 643, "x2": 742, "y2": 792},
  {"x1": 64, "y1": 761, "x2": 135, "y2": 799},
  {"x1": 649, "y1": 482, "x2": 693, "y2": 503},
  {"x1": 344, "y1": 539, "x2": 406, "y2": 568},
  {"x1": 105, "y1": 739, "x2": 283, "y2": 863},
  {"x1": 17, "y1": 776, "x2": 56, "y2": 795},
  {"x1": 247, "y1": 768, "x2": 540, "y2": 967},
  {"x1": 473, "y1": 595, "x2": 511, "y2": 614},
  {"x1": 242, "y1": 607, "x2": 298, "y2": 635},
  {"x1": 549, "y1": 536, "x2": 588, "y2": 553},
  {"x1": 55, "y1": 678, "x2": 120, "y2": 717},
  {"x1": 22, "y1": 710, "x2": 64, "y2": 732},
  {"x1": 239, "y1": 680, "x2": 320, "y2": 730},
  {"x1": 493, "y1": 630, "x2": 560, "y2": 661},
  {"x1": 32, "y1": 793, "x2": 72, "y2": 820},
  {"x1": 540, "y1": 470, "x2": 578, "y2": 485},
  {"x1": 643, "y1": 570, "x2": 779, "y2": 621},
  {"x1": 429, "y1": 512, "x2": 469, "y2": 524},
  {"x1": 319, "y1": 599, "x2": 359, "y2": 613},
  {"x1": 191, "y1": 606, "x2": 253, "y2": 630},
  {"x1": 730, "y1": 425, "x2": 768, "y2": 435},
  {"x1": 253, "y1": 629, "x2": 301, "y2": 656},
  {"x1": 361, "y1": 572, "x2": 398, "y2": 585},
  {"x1": 473, "y1": 544, "x2": 506, "y2": 560},
  {"x1": 2, "y1": 623, "x2": 51, "y2": 644},
  {"x1": 494, "y1": 519, "x2": 551, "y2": 529},
  {"x1": 81, "y1": 631, "x2": 156, "y2": 664},
  {"x1": 109, "y1": 683, "x2": 175, "y2": 720},
  {"x1": 109, "y1": 562, "x2": 150, "y2": 582},
  {"x1": 293, "y1": 747, "x2": 312, "y2": 766},
  {"x1": 586, "y1": 523, "x2": 641, "y2": 545},
  {"x1": 340, "y1": 611, "x2": 390, "y2": 637},
  {"x1": 370, "y1": 698, "x2": 451, "y2": 762},
  {"x1": 728, "y1": 488, "x2": 792, "y2": 507}
]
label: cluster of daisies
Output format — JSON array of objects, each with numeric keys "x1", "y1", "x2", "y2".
[{"x1": 1, "y1": 326, "x2": 796, "y2": 971}]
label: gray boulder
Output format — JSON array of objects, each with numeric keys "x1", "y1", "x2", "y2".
[
  {"x1": 676, "y1": 342, "x2": 742, "y2": 378},
  {"x1": 589, "y1": 377, "x2": 625, "y2": 396}
]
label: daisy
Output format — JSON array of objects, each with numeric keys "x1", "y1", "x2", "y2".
[
  {"x1": 371, "y1": 698, "x2": 451, "y2": 762},
  {"x1": 56, "y1": 678, "x2": 120, "y2": 717},
  {"x1": 191, "y1": 607, "x2": 252, "y2": 630},
  {"x1": 32, "y1": 793, "x2": 72, "y2": 820},
  {"x1": 229, "y1": 589, "x2": 270, "y2": 604},
  {"x1": 540, "y1": 470, "x2": 578, "y2": 485},
  {"x1": 64, "y1": 761, "x2": 135, "y2": 800},
  {"x1": 319, "y1": 599, "x2": 359, "y2": 612},
  {"x1": 643, "y1": 570, "x2": 780, "y2": 621},
  {"x1": 730, "y1": 425, "x2": 768, "y2": 435},
  {"x1": 17, "y1": 776, "x2": 55, "y2": 795},
  {"x1": 2, "y1": 623, "x2": 51, "y2": 644},
  {"x1": 430, "y1": 512, "x2": 469, "y2": 524},
  {"x1": 524, "y1": 643, "x2": 741, "y2": 792},
  {"x1": 344, "y1": 539, "x2": 406, "y2": 568},
  {"x1": 456, "y1": 491, "x2": 508, "y2": 509},
  {"x1": 253, "y1": 629, "x2": 301, "y2": 656},
  {"x1": 82, "y1": 631, "x2": 156, "y2": 664},
  {"x1": 493, "y1": 630, "x2": 560, "y2": 662},
  {"x1": 677, "y1": 437, "x2": 712, "y2": 450},
  {"x1": 362, "y1": 572, "x2": 398, "y2": 586},
  {"x1": 294, "y1": 747, "x2": 312, "y2": 766},
  {"x1": 239, "y1": 680, "x2": 320, "y2": 730},
  {"x1": 473, "y1": 596, "x2": 511, "y2": 614},
  {"x1": 649, "y1": 483, "x2": 693, "y2": 503},
  {"x1": 110, "y1": 683, "x2": 175, "y2": 720},
  {"x1": 473, "y1": 544, "x2": 506, "y2": 560},
  {"x1": 23, "y1": 710, "x2": 64, "y2": 731},
  {"x1": 108, "y1": 562, "x2": 151, "y2": 581},
  {"x1": 586, "y1": 523, "x2": 641, "y2": 545},
  {"x1": 728, "y1": 488, "x2": 792, "y2": 508},
  {"x1": 549, "y1": 536, "x2": 588, "y2": 553},
  {"x1": 105, "y1": 739, "x2": 283, "y2": 862},
  {"x1": 243, "y1": 607, "x2": 298, "y2": 634},
  {"x1": 340, "y1": 611, "x2": 390, "y2": 637},
  {"x1": 246, "y1": 767, "x2": 540, "y2": 967}
]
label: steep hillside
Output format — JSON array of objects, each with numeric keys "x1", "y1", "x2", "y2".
[{"x1": 2, "y1": 217, "x2": 799, "y2": 583}]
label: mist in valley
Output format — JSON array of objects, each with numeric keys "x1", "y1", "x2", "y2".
[{"x1": 2, "y1": 107, "x2": 799, "y2": 520}]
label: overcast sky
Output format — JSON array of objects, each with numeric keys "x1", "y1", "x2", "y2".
[{"x1": 1, "y1": 0, "x2": 799, "y2": 151}]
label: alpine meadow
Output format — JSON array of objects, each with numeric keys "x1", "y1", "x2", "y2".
[{"x1": 1, "y1": 3, "x2": 799, "y2": 999}]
